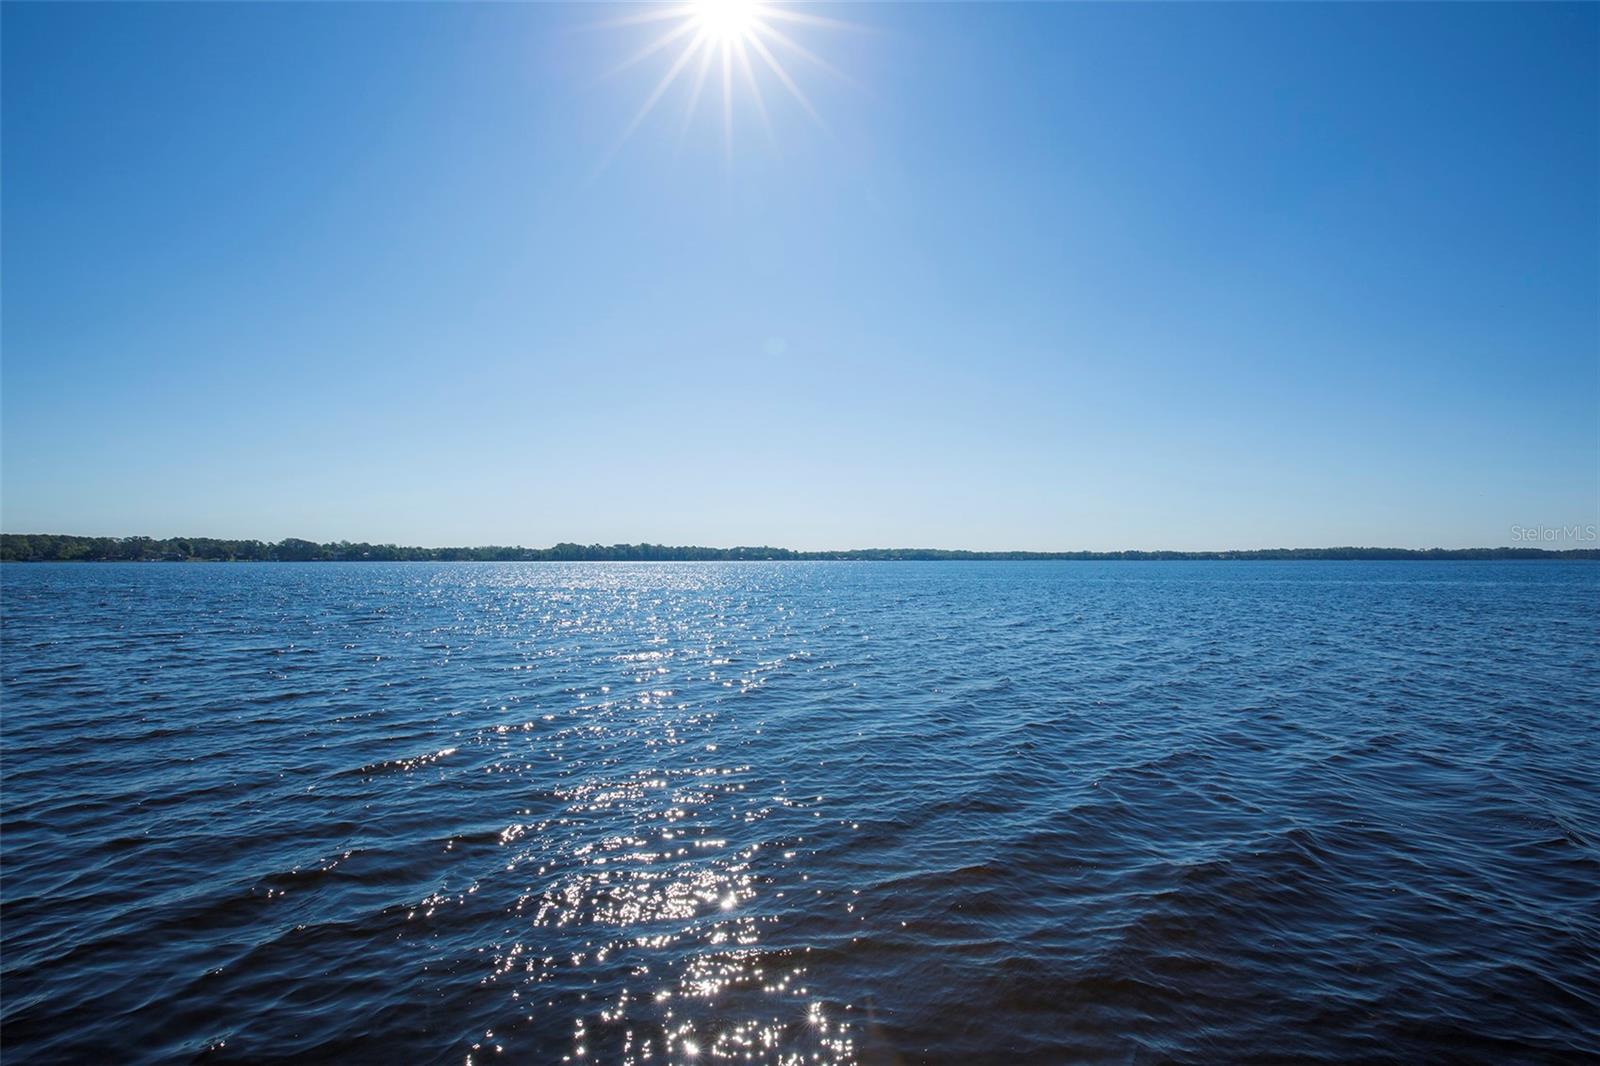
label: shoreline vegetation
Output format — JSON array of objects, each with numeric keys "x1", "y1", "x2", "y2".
[{"x1": 2, "y1": 534, "x2": 1596, "y2": 563}]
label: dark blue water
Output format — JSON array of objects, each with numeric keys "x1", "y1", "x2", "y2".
[{"x1": 3, "y1": 562, "x2": 1597, "y2": 1063}]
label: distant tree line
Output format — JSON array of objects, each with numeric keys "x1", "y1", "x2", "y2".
[{"x1": 2, "y1": 534, "x2": 1595, "y2": 563}]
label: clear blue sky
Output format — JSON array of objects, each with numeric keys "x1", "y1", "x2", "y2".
[{"x1": 3, "y1": 2, "x2": 1596, "y2": 550}]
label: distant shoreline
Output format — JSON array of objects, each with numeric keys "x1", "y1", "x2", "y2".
[{"x1": 2, "y1": 534, "x2": 1596, "y2": 563}]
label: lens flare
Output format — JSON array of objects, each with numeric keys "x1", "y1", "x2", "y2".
[{"x1": 596, "y1": 1, "x2": 857, "y2": 169}]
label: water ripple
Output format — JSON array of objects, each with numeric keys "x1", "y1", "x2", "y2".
[{"x1": 2, "y1": 561, "x2": 1598, "y2": 1062}]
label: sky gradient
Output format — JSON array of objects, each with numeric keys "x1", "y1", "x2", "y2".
[{"x1": 3, "y1": 2, "x2": 1597, "y2": 551}]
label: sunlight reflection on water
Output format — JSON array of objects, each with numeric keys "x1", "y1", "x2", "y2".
[{"x1": 3, "y1": 561, "x2": 1598, "y2": 1063}]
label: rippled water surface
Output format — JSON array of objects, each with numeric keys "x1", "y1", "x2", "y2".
[{"x1": 3, "y1": 561, "x2": 1598, "y2": 1063}]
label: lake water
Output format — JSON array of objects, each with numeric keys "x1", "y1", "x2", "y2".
[{"x1": 2, "y1": 561, "x2": 1597, "y2": 1063}]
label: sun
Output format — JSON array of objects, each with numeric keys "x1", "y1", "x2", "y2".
[
  {"x1": 595, "y1": 0, "x2": 855, "y2": 168},
  {"x1": 691, "y1": 0, "x2": 764, "y2": 43}
]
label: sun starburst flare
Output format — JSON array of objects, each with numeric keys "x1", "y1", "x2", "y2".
[{"x1": 595, "y1": 0, "x2": 857, "y2": 169}]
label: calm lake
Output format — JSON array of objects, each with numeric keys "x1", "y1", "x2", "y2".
[{"x1": 2, "y1": 561, "x2": 1597, "y2": 1062}]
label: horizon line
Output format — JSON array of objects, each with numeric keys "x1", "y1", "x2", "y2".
[{"x1": 3, "y1": 533, "x2": 1597, "y2": 562}]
